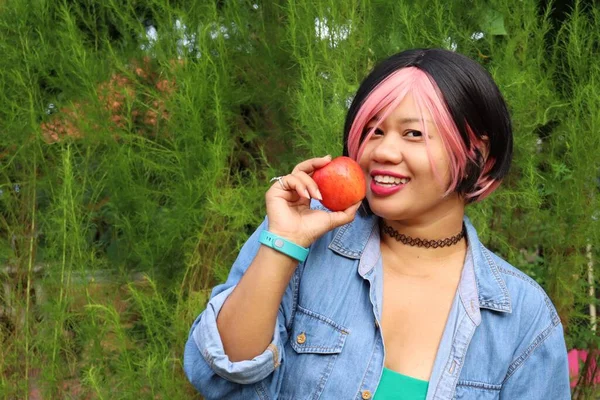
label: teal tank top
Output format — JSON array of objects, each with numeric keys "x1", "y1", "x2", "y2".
[{"x1": 373, "y1": 368, "x2": 429, "y2": 400}]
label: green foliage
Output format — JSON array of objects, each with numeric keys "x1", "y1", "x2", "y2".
[{"x1": 0, "y1": 0, "x2": 598, "y2": 398}]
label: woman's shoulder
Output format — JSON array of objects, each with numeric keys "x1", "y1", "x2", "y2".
[
  {"x1": 480, "y1": 245, "x2": 561, "y2": 328},
  {"x1": 309, "y1": 199, "x2": 375, "y2": 232},
  {"x1": 308, "y1": 199, "x2": 378, "y2": 257}
]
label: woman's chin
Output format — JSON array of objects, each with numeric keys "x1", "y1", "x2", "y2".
[{"x1": 367, "y1": 200, "x2": 412, "y2": 221}]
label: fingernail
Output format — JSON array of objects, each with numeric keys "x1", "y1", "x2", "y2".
[
  {"x1": 324, "y1": 154, "x2": 332, "y2": 159},
  {"x1": 304, "y1": 189, "x2": 311, "y2": 199},
  {"x1": 316, "y1": 189, "x2": 323, "y2": 200}
]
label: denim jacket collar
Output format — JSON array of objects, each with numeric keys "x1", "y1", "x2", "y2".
[{"x1": 327, "y1": 211, "x2": 512, "y2": 322}]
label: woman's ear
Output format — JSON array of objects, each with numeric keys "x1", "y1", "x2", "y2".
[{"x1": 480, "y1": 135, "x2": 490, "y2": 161}]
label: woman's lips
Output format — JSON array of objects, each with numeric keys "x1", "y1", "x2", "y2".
[{"x1": 370, "y1": 179, "x2": 408, "y2": 196}]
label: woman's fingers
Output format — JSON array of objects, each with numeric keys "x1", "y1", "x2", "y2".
[
  {"x1": 276, "y1": 174, "x2": 311, "y2": 200},
  {"x1": 327, "y1": 201, "x2": 362, "y2": 230},
  {"x1": 292, "y1": 155, "x2": 332, "y2": 175},
  {"x1": 292, "y1": 171, "x2": 323, "y2": 200},
  {"x1": 272, "y1": 170, "x2": 324, "y2": 201}
]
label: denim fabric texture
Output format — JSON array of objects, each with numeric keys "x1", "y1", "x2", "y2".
[{"x1": 184, "y1": 200, "x2": 571, "y2": 399}]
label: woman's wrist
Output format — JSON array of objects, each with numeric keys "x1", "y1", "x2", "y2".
[
  {"x1": 266, "y1": 227, "x2": 312, "y2": 248},
  {"x1": 259, "y1": 230, "x2": 309, "y2": 262}
]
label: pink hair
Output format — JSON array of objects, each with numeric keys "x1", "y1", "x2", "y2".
[{"x1": 347, "y1": 67, "x2": 498, "y2": 201}]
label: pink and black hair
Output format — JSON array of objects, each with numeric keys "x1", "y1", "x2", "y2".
[{"x1": 343, "y1": 48, "x2": 512, "y2": 205}]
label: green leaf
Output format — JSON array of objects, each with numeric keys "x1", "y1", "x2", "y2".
[{"x1": 480, "y1": 8, "x2": 507, "y2": 36}]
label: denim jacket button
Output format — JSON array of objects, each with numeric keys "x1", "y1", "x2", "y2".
[
  {"x1": 296, "y1": 332, "x2": 306, "y2": 344},
  {"x1": 361, "y1": 390, "x2": 372, "y2": 399}
]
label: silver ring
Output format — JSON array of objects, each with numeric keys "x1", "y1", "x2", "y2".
[{"x1": 270, "y1": 176, "x2": 287, "y2": 190}]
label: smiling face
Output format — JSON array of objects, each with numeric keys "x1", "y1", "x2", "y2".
[
  {"x1": 345, "y1": 54, "x2": 514, "y2": 206},
  {"x1": 358, "y1": 93, "x2": 464, "y2": 224}
]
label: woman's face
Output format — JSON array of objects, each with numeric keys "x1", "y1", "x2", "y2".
[{"x1": 358, "y1": 93, "x2": 462, "y2": 223}]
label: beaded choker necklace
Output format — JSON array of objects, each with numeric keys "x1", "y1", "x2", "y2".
[{"x1": 380, "y1": 221, "x2": 466, "y2": 249}]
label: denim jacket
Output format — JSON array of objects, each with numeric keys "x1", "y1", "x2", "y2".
[{"x1": 184, "y1": 200, "x2": 570, "y2": 399}]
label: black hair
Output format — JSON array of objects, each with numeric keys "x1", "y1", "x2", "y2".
[{"x1": 343, "y1": 48, "x2": 513, "y2": 203}]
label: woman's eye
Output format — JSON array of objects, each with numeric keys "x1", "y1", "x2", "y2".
[
  {"x1": 361, "y1": 127, "x2": 383, "y2": 139},
  {"x1": 405, "y1": 130, "x2": 422, "y2": 138}
]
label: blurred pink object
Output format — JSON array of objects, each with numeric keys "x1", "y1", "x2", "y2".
[{"x1": 569, "y1": 349, "x2": 600, "y2": 388}]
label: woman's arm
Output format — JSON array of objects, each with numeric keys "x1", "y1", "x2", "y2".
[
  {"x1": 184, "y1": 155, "x2": 360, "y2": 398},
  {"x1": 183, "y1": 217, "x2": 299, "y2": 397},
  {"x1": 217, "y1": 243, "x2": 298, "y2": 362}
]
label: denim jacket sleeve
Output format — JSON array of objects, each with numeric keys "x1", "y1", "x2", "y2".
[
  {"x1": 183, "y1": 217, "x2": 298, "y2": 399},
  {"x1": 499, "y1": 322, "x2": 571, "y2": 399}
]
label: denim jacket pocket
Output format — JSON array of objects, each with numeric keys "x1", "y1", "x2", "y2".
[
  {"x1": 279, "y1": 305, "x2": 349, "y2": 399},
  {"x1": 290, "y1": 305, "x2": 349, "y2": 354},
  {"x1": 453, "y1": 381, "x2": 501, "y2": 399}
]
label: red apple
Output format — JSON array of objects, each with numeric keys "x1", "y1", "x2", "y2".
[{"x1": 312, "y1": 156, "x2": 366, "y2": 211}]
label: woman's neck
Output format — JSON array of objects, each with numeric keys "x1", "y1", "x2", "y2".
[{"x1": 378, "y1": 208, "x2": 467, "y2": 277}]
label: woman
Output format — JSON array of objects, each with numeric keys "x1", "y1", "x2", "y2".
[{"x1": 184, "y1": 48, "x2": 570, "y2": 399}]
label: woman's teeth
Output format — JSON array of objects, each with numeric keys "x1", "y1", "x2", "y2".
[{"x1": 373, "y1": 175, "x2": 410, "y2": 186}]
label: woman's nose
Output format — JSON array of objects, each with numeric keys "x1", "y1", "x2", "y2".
[{"x1": 371, "y1": 133, "x2": 404, "y2": 164}]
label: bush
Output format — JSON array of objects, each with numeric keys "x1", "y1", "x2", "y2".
[{"x1": 0, "y1": 0, "x2": 598, "y2": 398}]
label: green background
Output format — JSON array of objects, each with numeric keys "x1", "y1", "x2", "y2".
[{"x1": 0, "y1": 0, "x2": 598, "y2": 398}]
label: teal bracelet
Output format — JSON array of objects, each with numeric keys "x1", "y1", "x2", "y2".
[{"x1": 258, "y1": 230, "x2": 309, "y2": 263}]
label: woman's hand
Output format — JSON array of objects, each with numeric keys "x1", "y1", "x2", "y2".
[{"x1": 265, "y1": 155, "x2": 362, "y2": 248}]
